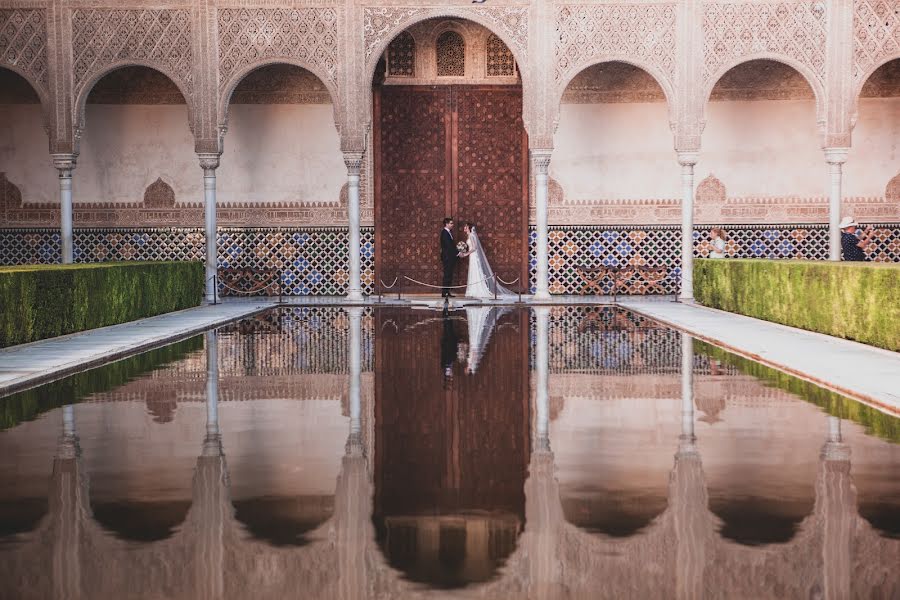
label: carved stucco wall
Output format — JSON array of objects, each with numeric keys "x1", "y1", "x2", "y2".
[{"x1": 0, "y1": 1, "x2": 897, "y2": 228}]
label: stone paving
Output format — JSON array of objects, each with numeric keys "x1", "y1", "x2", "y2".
[
  {"x1": 1, "y1": 295, "x2": 898, "y2": 415},
  {"x1": 620, "y1": 300, "x2": 900, "y2": 415}
]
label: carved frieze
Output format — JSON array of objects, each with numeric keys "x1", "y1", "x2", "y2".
[
  {"x1": 0, "y1": 9, "x2": 47, "y2": 92},
  {"x1": 217, "y1": 8, "x2": 339, "y2": 87},
  {"x1": 555, "y1": 4, "x2": 676, "y2": 87},
  {"x1": 853, "y1": 0, "x2": 900, "y2": 82},
  {"x1": 703, "y1": 2, "x2": 827, "y2": 86},
  {"x1": 72, "y1": 9, "x2": 193, "y2": 97}
]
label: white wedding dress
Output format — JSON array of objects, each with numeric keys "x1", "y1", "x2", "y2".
[
  {"x1": 464, "y1": 305, "x2": 509, "y2": 374},
  {"x1": 463, "y1": 228, "x2": 515, "y2": 300}
]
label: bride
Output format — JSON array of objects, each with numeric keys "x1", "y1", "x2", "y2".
[{"x1": 458, "y1": 222, "x2": 515, "y2": 299}]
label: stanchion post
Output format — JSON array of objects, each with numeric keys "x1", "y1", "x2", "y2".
[
  {"x1": 278, "y1": 269, "x2": 283, "y2": 305},
  {"x1": 213, "y1": 274, "x2": 218, "y2": 305},
  {"x1": 397, "y1": 270, "x2": 402, "y2": 301},
  {"x1": 494, "y1": 275, "x2": 498, "y2": 301}
]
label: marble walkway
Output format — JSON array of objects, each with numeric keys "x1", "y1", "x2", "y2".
[
  {"x1": 620, "y1": 299, "x2": 900, "y2": 415},
  {"x1": 1, "y1": 295, "x2": 898, "y2": 415}
]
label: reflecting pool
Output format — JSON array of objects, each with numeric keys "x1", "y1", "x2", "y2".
[{"x1": 0, "y1": 306, "x2": 897, "y2": 599}]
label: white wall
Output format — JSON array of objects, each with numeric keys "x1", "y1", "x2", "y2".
[
  {"x1": 553, "y1": 102, "x2": 677, "y2": 201},
  {"x1": 0, "y1": 103, "x2": 345, "y2": 207},
  {"x1": 553, "y1": 98, "x2": 899, "y2": 203}
]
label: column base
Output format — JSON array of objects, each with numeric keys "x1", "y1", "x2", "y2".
[
  {"x1": 346, "y1": 290, "x2": 365, "y2": 303},
  {"x1": 678, "y1": 293, "x2": 694, "y2": 303},
  {"x1": 532, "y1": 291, "x2": 551, "y2": 301}
]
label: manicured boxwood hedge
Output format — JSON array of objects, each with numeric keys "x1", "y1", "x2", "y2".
[
  {"x1": 694, "y1": 259, "x2": 900, "y2": 352},
  {"x1": 0, "y1": 335, "x2": 203, "y2": 430},
  {"x1": 695, "y1": 340, "x2": 899, "y2": 444},
  {"x1": 0, "y1": 261, "x2": 203, "y2": 347}
]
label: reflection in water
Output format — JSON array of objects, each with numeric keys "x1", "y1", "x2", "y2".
[
  {"x1": 0, "y1": 307, "x2": 896, "y2": 599},
  {"x1": 374, "y1": 307, "x2": 529, "y2": 588}
]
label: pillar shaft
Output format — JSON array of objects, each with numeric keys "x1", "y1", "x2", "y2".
[
  {"x1": 344, "y1": 153, "x2": 364, "y2": 301},
  {"x1": 52, "y1": 154, "x2": 76, "y2": 264},
  {"x1": 532, "y1": 150, "x2": 552, "y2": 300},
  {"x1": 199, "y1": 154, "x2": 220, "y2": 303},
  {"x1": 681, "y1": 333, "x2": 695, "y2": 442},
  {"x1": 205, "y1": 330, "x2": 219, "y2": 439},
  {"x1": 678, "y1": 152, "x2": 698, "y2": 302},
  {"x1": 825, "y1": 148, "x2": 849, "y2": 261}
]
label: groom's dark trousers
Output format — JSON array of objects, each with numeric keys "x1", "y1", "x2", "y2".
[{"x1": 440, "y1": 228, "x2": 457, "y2": 296}]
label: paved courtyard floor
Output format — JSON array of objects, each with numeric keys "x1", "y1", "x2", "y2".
[{"x1": 1, "y1": 295, "x2": 898, "y2": 414}]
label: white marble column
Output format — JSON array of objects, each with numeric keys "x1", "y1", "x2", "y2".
[
  {"x1": 52, "y1": 154, "x2": 77, "y2": 264},
  {"x1": 681, "y1": 332, "x2": 695, "y2": 443},
  {"x1": 532, "y1": 150, "x2": 552, "y2": 300},
  {"x1": 198, "y1": 153, "x2": 220, "y2": 304},
  {"x1": 678, "y1": 152, "x2": 698, "y2": 302},
  {"x1": 205, "y1": 330, "x2": 219, "y2": 443},
  {"x1": 344, "y1": 153, "x2": 364, "y2": 302},
  {"x1": 347, "y1": 307, "x2": 363, "y2": 454},
  {"x1": 534, "y1": 307, "x2": 550, "y2": 451},
  {"x1": 825, "y1": 148, "x2": 849, "y2": 261}
]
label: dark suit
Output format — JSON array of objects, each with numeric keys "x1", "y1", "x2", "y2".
[
  {"x1": 440, "y1": 306, "x2": 457, "y2": 383},
  {"x1": 440, "y1": 228, "x2": 457, "y2": 296}
]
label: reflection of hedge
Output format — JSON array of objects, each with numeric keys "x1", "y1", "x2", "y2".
[
  {"x1": 0, "y1": 335, "x2": 203, "y2": 430},
  {"x1": 694, "y1": 259, "x2": 900, "y2": 351},
  {"x1": 695, "y1": 340, "x2": 899, "y2": 444},
  {"x1": 0, "y1": 261, "x2": 203, "y2": 347}
]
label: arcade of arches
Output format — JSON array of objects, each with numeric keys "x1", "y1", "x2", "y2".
[{"x1": 0, "y1": 5, "x2": 899, "y2": 299}]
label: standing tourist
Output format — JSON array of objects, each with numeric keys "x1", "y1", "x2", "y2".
[
  {"x1": 840, "y1": 217, "x2": 874, "y2": 261},
  {"x1": 709, "y1": 227, "x2": 727, "y2": 259}
]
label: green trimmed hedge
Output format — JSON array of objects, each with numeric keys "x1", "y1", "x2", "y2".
[
  {"x1": 695, "y1": 340, "x2": 900, "y2": 444},
  {"x1": 0, "y1": 261, "x2": 203, "y2": 347},
  {"x1": 694, "y1": 259, "x2": 900, "y2": 352},
  {"x1": 0, "y1": 335, "x2": 203, "y2": 430}
]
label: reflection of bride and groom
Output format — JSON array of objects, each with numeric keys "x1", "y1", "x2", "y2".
[
  {"x1": 440, "y1": 217, "x2": 515, "y2": 299},
  {"x1": 441, "y1": 304, "x2": 511, "y2": 382}
]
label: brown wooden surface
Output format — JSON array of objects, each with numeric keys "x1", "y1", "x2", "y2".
[
  {"x1": 374, "y1": 86, "x2": 528, "y2": 293},
  {"x1": 374, "y1": 307, "x2": 530, "y2": 519}
]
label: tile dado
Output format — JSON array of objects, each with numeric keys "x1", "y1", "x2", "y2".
[
  {"x1": 0, "y1": 227, "x2": 375, "y2": 296},
  {"x1": 2, "y1": 223, "x2": 898, "y2": 296}
]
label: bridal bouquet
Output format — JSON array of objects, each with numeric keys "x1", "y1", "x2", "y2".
[{"x1": 456, "y1": 241, "x2": 468, "y2": 253}]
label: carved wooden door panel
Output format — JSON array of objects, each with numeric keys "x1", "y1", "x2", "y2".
[{"x1": 375, "y1": 86, "x2": 527, "y2": 294}]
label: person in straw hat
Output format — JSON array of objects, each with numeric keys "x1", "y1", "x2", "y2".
[{"x1": 839, "y1": 216, "x2": 874, "y2": 261}]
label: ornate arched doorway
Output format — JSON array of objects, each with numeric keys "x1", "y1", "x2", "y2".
[{"x1": 373, "y1": 20, "x2": 529, "y2": 293}]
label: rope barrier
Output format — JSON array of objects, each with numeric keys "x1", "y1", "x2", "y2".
[
  {"x1": 379, "y1": 276, "x2": 399, "y2": 289},
  {"x1": 495, "y1": 276, "x2": 520, "y2": 286},
  {"x1": 402, "y1": 274, "x2": 498, "y2": 289},
  {"x1": 217, "y1": 277, "x2": 281, "y2": 296}
]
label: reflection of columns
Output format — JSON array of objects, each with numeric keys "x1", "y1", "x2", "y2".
[
  {"x1": 205, "y1": 330, "x2": 220, "y2": 443},
  {"x1": 824, "y1": 148, "x2": 849, "y2": 261},
  {"x1": 199, "y1": 153, "x2": 221, "y2": 304},
  {"x1": 681, "y1": 333, "x2": 695, "y2": 443},
  {"x1": 347, "y1": 307, "x2": 363, "y2": 452},
  {"x1": 677, "y1": 152, "x2": 698, "y2": 302},
  {"x1": 194, "y1": 328, "x2": 226, "y2": 600},
  {"x1": 52, "y1": 404, "x2": 85, "y2": 600},
  {"x1": 818, "y1": 415, "x2": 853, "y2": 600},
  {"x1": 344, "y1": 153, "x2": 364, "y2": 302},
  {"x1": 534, "y1": 307, "x2": 550, "y2": 451},
  {"x1": 532, "y1": 150, "x2": 552, "y2": 300},
  {"x1": 52, "y1": 154, "x2": 77, "y2": 264}
]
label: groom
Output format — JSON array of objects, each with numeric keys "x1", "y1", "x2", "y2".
[{"x1": 440, "y1": 217, "x2": 457, "y2": 298}]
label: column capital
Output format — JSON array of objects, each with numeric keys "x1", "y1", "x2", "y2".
[
  {"x1": 51, "y1": 153, "x2": 77, "y2": 174},
  {"x1": 343, "y1": 151, "x2": 365, "y2": 176},
  {"x1": 197, "y1": 152, "x2": 221, "y2": 172},
  {"x1": 530, "y1": 149, "x2": 552, "y2": 173},
  {"x1": 824, "y1": 147, "x2": 850, "y2": 165},
  {"x1": 677, "y1": 151, "x2": 699, "y2": 167}
]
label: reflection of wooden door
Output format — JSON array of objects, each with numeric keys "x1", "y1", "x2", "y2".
[
  {"x1": 373, "y1": 307, "x2": 530, "y2": 518},
  {"x1": 374, "y1": 86, "x2": 528, "y2": 293}
]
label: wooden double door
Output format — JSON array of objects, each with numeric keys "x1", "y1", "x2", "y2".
[{"x1": 374, "y1": 85, "x2": 529, "y2": 293}]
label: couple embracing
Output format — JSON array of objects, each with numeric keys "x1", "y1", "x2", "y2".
[{"x1": 440, "y1": 217, "x2": 514, "y2": 300}]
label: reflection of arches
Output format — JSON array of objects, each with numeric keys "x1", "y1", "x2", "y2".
[
  {"x1": 702, "y1": 55, "x2": 825, "y2": 126},
  {"x1": 233, "y1": 496, "x2": 334, "y2": 546},
  {"x1": 374, "y1": 514, "x2": 521, "y2": 588},
  {"x1": 709, "y1": 496, "x2": 814, "y2": 546},
  {"x1": 561, "y1": 490, "x2": 667, "y2": 537},
  {"x1": 218, "y1": 59, "x2": 341, "y2": 142},
  {"x1": 92, "y1": 500, "x2": 191, "y2": 542},
  {"x1": 74, "y1": 61, "x2": 194, "y2": 137}
]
